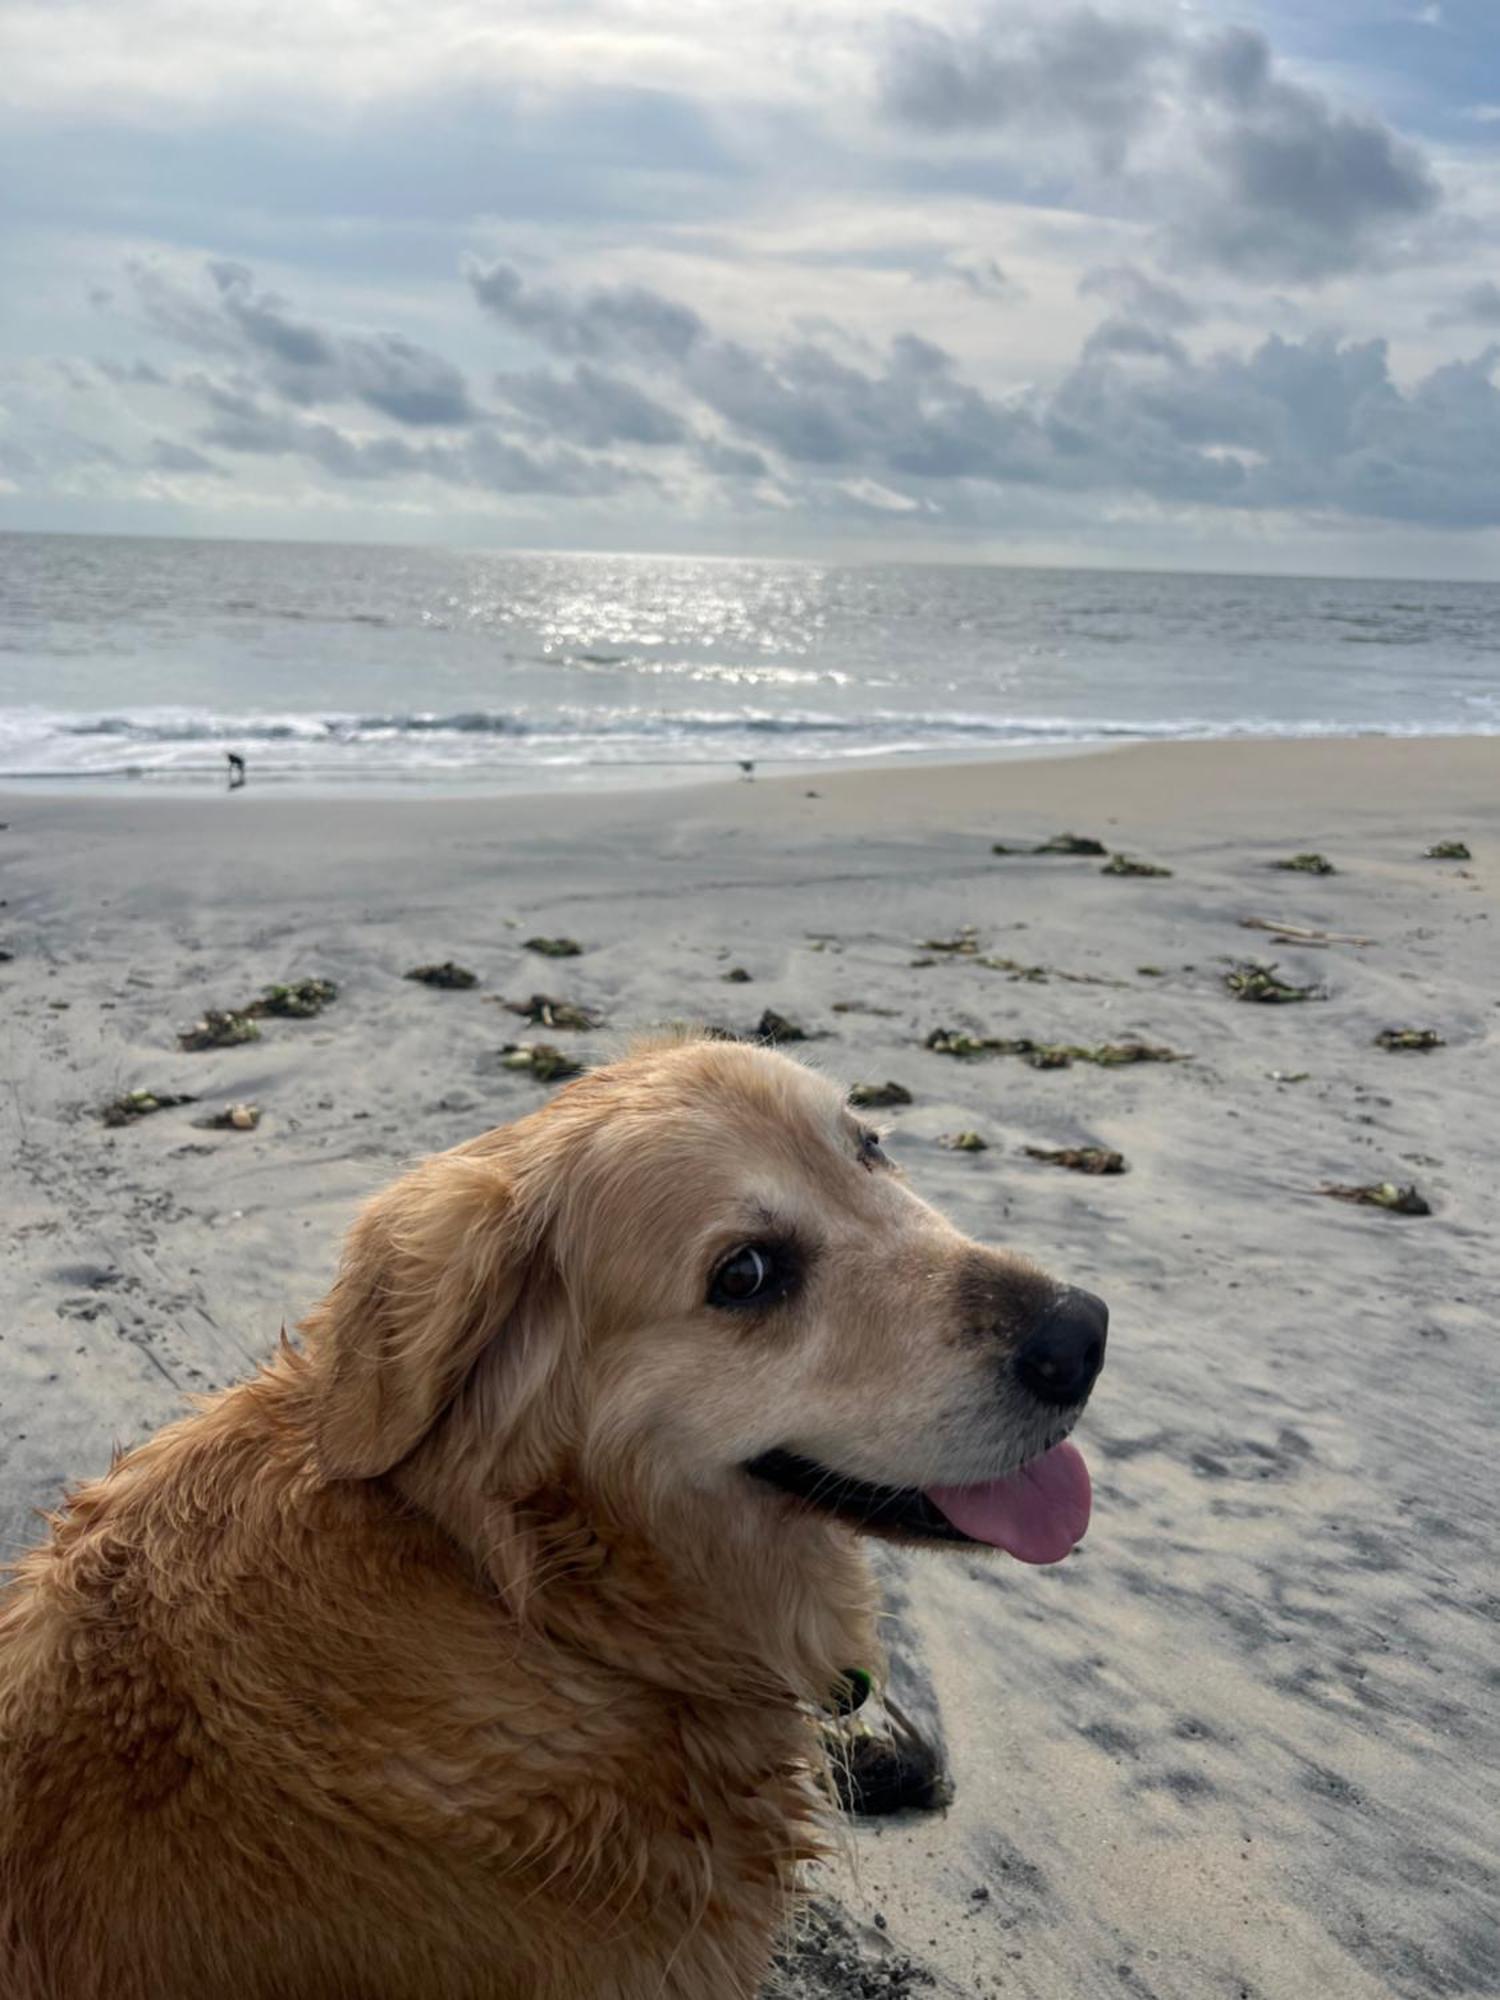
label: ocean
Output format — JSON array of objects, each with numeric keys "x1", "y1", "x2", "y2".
[{"x1": 1, "y1": 532, "x2": 1496, "y2": 792}]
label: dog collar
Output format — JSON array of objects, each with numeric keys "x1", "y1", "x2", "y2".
[{"x1": 826, "y1": 1666, "x2": 874, "y2": 1718}]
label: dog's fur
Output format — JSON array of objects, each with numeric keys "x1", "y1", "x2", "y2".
[{"x1": 0, "y1": 1036, "x2": 1076, "y2": 1999}]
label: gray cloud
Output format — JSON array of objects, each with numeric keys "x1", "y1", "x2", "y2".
[
  {"x1": 190, "y1": 384, "x2": 630, "y2": 495},
  {"x1": 149, "y1": 438, "x2": 223, "y2": 475},
  {"x1": 883, "y1": 9, "x2": 1171, "y2": 167},
  {"x1": 469, "y1": 261, "x2": 1012, "y2": 477},
  {"x1": 697, "y1": 436, "x2": 769, "y2": 479},
  {"x1": 468, "y1": 260, "x2": 704, "y2": 363},
  {"x1": 343, "y1": 336, "x2": 476, "y2": 426},
  {"x1": 207, "y1": 259, "x2": 333, "y2": 367},
  {"x1": 1185, "y1": 28, "x2": 1437, "y2": 282},
  {"x1": 77, "y1": 250, "x2": 1500, "y2": 532},
  {"x1": 1079, "y1": 263, "x2": 1199, "y2": 327},
  {"x1": 494, "y1": 363, "x2": 686, "y2": 448},
  {"x1": 468, "y1": 255, "x2": 1500, "y2": 527},
  {"x1": 131, "y1": 261, "x2": 478, "y2": 427},
  {"x1": 880, "y1": 11, "x2": 1439, "y2": 283},
  {"x1": 78, "y1": 265, "x2": 685, "y2": 501},
  {"x1": 947, "y1": 255, "x2": 1026, "y2": 302},
  {"x1": 96, "y1": 356, "x2": 171, "y2": 386},
  {"x1": 1041, "y1": 328, "x2": 1500, "y2": 527},
  {"x1": 1080, "y1": 317, "x2": 1189, "y2": 365},
  {"x1": 1429, "y1": 278, "x2": 1500, "y2": 328}
]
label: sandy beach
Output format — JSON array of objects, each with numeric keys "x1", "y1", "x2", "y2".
[{"x1": 1, "y1": 735, "x2": 1496, "y2": 1999}]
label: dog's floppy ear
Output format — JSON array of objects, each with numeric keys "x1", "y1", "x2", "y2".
[{"x1": 305, "y1": 1151, "x2": 538, "y2": 1480}]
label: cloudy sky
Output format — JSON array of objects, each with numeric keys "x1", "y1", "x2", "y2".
[{"x1": 3, "y1": 0, "x2": 1499, "y2": 573}]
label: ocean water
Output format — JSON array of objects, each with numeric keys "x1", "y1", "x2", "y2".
[{"x1": 1, "y1": 533, "x2": 1496, "y2": 791}]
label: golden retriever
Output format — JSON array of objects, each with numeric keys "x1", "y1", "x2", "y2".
[{"x1": 0, "y1": 1034, "x2": 1106, "y2": 1999}]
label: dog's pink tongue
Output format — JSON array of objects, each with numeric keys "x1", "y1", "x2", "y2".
[{"x1": 927, "y1": 1441, "x2": 1091, "y2": 1564}]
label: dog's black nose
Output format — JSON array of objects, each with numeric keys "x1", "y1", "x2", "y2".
[{"x1": 1015, "y1": 1288, "x2": 1108, "y2": 1407}]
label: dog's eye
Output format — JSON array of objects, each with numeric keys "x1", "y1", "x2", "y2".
[{"x1": 709, "y1": 1245, "x2": 783, "y2": 1309}]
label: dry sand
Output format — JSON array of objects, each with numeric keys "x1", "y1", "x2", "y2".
[{"x1": 1, "y1": 736, "x2": 1496, "y2": 1999}]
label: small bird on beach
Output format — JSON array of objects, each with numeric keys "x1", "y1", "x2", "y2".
[
  {"x1": 738, "y1": 759, "x2": 755, "y2": 781},
  {"x1": 227, "y1": 752, "x2": 246, "y2": 790}
]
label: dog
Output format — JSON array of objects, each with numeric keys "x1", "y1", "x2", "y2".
[{"x1": 0, "y1": 1034, "x2": 1106, "y2": 1999}]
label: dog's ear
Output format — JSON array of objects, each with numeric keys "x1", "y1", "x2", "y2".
[{"x1": 305, "y1": 1151, "x2": 539, "y2": 1479}]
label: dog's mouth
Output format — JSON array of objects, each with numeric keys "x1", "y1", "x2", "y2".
[{"x1": 744, "y1": 1438, "x2": 1091, "y2": 1565}]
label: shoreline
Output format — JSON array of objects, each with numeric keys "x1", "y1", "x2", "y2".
[
  {"x1": 1, "y1": 726, "x2": 1495, "y2": 805},
  {"x1": 0, "y1": 731, "x2": 1116, "y2": 803},
  {"x1": 3, "y1": 727, "x2": 1498, "y2": 816},
  {"x1": 2, "y1": 729, "x2": 1496, "y2": 1999}
]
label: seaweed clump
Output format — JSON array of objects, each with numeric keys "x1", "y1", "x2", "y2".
[
  {"x1": 503, "y1": 994, "x2": 601, "y2": 1030},
  {"x1": 847, "y1": 1081, "x2": 912, "y2": 1109},
  {"x1": 101, "y1": 1088, "x2": 197, "y2": 1127},
  {"x1": 197, "y1": 1102, "x2": 261, "y2": 1131},
  {"x1": 941, "y1": 1130, "x2": 988, "y2": 1152},
  {"x1": 252, "y1": 978, "x2": 337, "y2": 1018},
  {"x1": 1424, "y1": 841, "x2": 1470, "y2": 861},
  {"x1": 923, "y1": 1028, "x2": 994, "y2": 1059},
  {"x1": 1101, "y1": 853, "x2": 1171, "y2": 878},
  {"x1": 991, "y1": 832, "x2": 1107, "y2": 856},
  {"x1": 1032, "y1": 833, "x2": 1108, "y2": 856},
  {"x1": 179, "y1": 1008, "x2": 261, "y2": 1052},
  {"x1": 974, "y1": 955, "x2": 1049, "y2": 982},
  {"x1": 405, "y1": 962, "x2": 477, "y2": 990},
  {"x1": 1024, "y1": 1145, "x2": 1127, "y2": 1174},
  {"x1": 525, "y1": 936, "x2": 583, "y2": 958},
  {"x1": 1224, "y1": 961, "x2": 1324, "y2": 1004},
  {"x1": 756, "y1": 1009, "x2": 809, "y2": 1045},
  {"x1": 500, "y1": 1043, "x2": 584, "y2": 1082},
  {"x1": 1374, "y1": 1028, "x2": 1445, "y2": 1052},
  {"x1": 1320, "y1": 1182, "x2": 1431, "y2": 1217},
  {"x1": 924, "y1": 1027, "x2": 1186, "y2": 1069},
  {"x1": 1272, "y1": 853, "x2": 1336, "y2": 875}
]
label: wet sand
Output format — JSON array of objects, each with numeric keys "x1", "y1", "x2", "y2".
[{"x1": 1, "y1": 736, "x2": 1496, "y2": 1999}]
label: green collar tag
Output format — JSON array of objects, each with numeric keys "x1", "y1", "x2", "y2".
[{"x1": 827, "y1": 1666, "x2": 874, "y2": 1718}]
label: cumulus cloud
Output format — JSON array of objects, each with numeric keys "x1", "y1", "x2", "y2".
[
  {"x1": 1183, "y1": 27, "x2": 1437, "y2": 282},
  {"x1": 5, "y1": 0, "x2": 1496, "y2": 560},
  {"x1": 109, "y1": 266, "x2": 650, "y2": 499},
  {"x1": 470, "y1": 254, "x2": 1500, "y2": 527},
  {"x1": 42, "y1": 236, "x2": 1500, "y2": 536},
  {"x1": 880, "y1": 10, "x2": 1439, "y2": 283},
  {"x1": 470, "y1": 260, "x2": 1020, "y2": 479}
]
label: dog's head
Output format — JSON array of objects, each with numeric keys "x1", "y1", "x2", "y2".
[{"x1": 305, "y1": 1035, "x2": 1105, "y2": 1580}]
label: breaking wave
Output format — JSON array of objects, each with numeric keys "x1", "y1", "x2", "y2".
[{"x1": 0, "y1": 702, "x2": 1492, "y2": 788}]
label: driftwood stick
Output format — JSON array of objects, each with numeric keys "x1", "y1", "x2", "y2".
[{"x1": 1239, "y1": 916, "x2": 1376, "y2": 947}]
